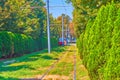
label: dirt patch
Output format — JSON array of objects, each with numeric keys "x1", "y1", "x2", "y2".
[
  {"x1": 36, "y1": 75, "x2": 69, "y2": 80},
  {"x1": 79, "y1": 65, "x2": 87, "y2": 71},
  {"x1": 21, "y1": 75, "x2": 69, "y2": 80},
  {"x1": 80, "y1": 76, "x2": 90, "y2": 80}
]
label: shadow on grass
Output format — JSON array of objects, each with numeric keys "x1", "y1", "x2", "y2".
[
  {"x1": 66, "y1": 50, "x2": 76, "y2": 52},
  {"x1": 19, "y1": 54, "x2": 57, "y2": 63},
  {"x1": 52, "y1": 47, "x2": 66, "y2": 53},
  {"x1": 41, "y1": 55, "x2": 53, "y2": 60},
  {"x1": 0, "y1": 46, "x2": 66, "y2": 73},
  {"x1": 0, "y1": 76, "x2": 19, "y2": 80},
  {"x1": 18, "y1": 47, "x2": 66, "y2": 62},
  {"x1": 41, "y1": 55, "x2": 59, "y2": 60},
  {"x1": 21, "y1": 55, "x2": 42, "y2": 62},
  {"x1": 0, "y1": 64, "x2": 35, "y2": 72}
]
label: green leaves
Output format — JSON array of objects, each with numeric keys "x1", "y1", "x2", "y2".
[
  {"x1": 70, "y1": 0, "x2": 120, "y2": 37},
  {"x1": 0, "y1": 31, "x2": 59, "y2": 58},
  {"x1": 77, "y1": 2, "x2": 120, "y2": 80},
  {"x1": 0, "y1": 0, "x2": 47, "y2": 38}
]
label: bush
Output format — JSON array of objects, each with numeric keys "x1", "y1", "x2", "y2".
[
  {"x1": 0, "y1": 32, "x2": 13, "y2": 57},
  {"x1": 77, "y1": 2, "x2": 120, "y2": 80},
  {"x1": 0, "y1": 31, "x2": 58, "y2": 58}
]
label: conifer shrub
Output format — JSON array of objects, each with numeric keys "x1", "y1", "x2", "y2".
[
  {"x1": 51, "y1": 37, "x2": 58, "y2": 48},
  {"x1": 0, "y1": 31, "x2": 58, "y2": 58},
  {"x1": 77, "y1": 3, "x2": 120, "y2": 80}
]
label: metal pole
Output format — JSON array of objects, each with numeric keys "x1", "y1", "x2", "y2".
[
  {"x1": 74, "y1": 49, "x2": 76, "y2": 80},
  {"x1": 47, "y1": 0, "x2": 50, "y2": 53},
  {"x1": 66, "y1": 24, "x2": 68, "y2": 45},
  {"x1": 62, "y1": 14, "x2": 64, "y2": 46}
]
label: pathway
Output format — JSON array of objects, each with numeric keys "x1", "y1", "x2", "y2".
[{"x1": 24, "y1": 44, "x2": 90, "y2": 80}]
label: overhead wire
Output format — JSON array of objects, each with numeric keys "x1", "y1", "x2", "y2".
[
  {"x1": 43, "y1": 0, "x2": 73, "y2": 20},
  {"x1": 61, "y1": 0, "x2": 67, "y2": 14}
]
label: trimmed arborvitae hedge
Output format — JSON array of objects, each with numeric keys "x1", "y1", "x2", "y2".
[
  {"x1": 0, "y1": 31, "x2": 58, "y2": 58},
  {"x1": 77, "y1": 3, "x2": 120, "y2": 80}
]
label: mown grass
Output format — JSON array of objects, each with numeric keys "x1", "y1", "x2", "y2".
[
  {"x1": 0, "y1": 46, "x2": 67, "y2": 80},
  {"x1": 48, "y1": 45, "x2": 90, "y2": 80},
  {"x1": 76, "y1": 52, "x2": 90, "y2": 80}
]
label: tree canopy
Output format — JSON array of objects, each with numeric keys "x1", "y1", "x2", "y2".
[
  {"x1": 0, "y1": 0, "x2": 46, "y2": 38},
  {"x1": 67, "y1": 0, "x2": 120, "y2": 37}
]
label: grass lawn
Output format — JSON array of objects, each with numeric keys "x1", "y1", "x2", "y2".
[
  {"x1": 0, "y1": 45, "x2": 90, "y2": 80},
  {"x1": 48, "y1": 46, "x2": 74, "y2": 78},
  {"x1": 48, "y1": 45, "x2": 90, "y2": 80},
  {"x1": 0, "y1": 46, "x2": 67, "y2": 80}
]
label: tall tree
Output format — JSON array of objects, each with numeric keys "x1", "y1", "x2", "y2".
[
  {"x1": 55, "y1": 14, "x2": 70, "y2": 38},
  {"x1": 66, "y1": 0, "x2": 120, "y2": 37},
  {"x1": 0, "y1": 0, "x2": 46, "y2": 38}
]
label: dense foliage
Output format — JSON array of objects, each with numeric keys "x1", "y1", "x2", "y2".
[
  {"x1": 0, "y1": 0, "x2": 47, "y2": 38},
  {"x1": 0, "y1": 0, "x2": 64, "y2": 58},
  {"x1": 0, "y1": 31, "x2": 58, "y2": 58},
  {"x1": 77, "y1": 3, "x2": 120, "y2": 80},
  {"x1": 0, "y1": 0, "x2": 69, "y2": 39},
  {"x1": 67, "y1": 0, "x2": 120, "y2": 37}
]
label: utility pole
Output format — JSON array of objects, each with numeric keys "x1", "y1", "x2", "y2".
[
  {"x1": 47, "y1": 0, "x2": 51, "y2": 53},
  {"x1": 66, "y1": 17, "x2": 70, "y2": 45},
  {"x1": 62, "y1": 14, "x2": 64, "y2": 46},
  {"x1": 66, "y1": 24, "x2": 68, "y2": 39}
]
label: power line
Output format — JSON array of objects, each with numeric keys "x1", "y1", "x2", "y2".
[
  {"x1": 49, "y1": 6, "x2": 72, "y2": 8},
  {"x1": 61, "y1": 0, "x2": 73, "y2": 19},
  {"x1": 61, "y1": 0, "x2": 67, "y2": 14}
]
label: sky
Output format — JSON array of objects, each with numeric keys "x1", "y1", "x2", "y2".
[{"x1": 43, "y1": 0, "x2": 73, "y2": 19}]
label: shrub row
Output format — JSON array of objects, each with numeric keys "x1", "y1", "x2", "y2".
[
  {"x1": 77, "y1": 3, "x2": 120, "y2": 80},
  {"x1": 0, "y1": 31, "x2": 58, "y2": 58}
]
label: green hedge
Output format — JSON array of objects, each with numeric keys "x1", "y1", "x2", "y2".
[
  {"x1": 0, "y1": 31, "x2": 58, "y2": 58},
  {"x1": 77, "y1": 3, "x2": 120, "y2": 80},
  {"x1": 40, "y1": 37, "x2": 58, "y2": 49}
]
